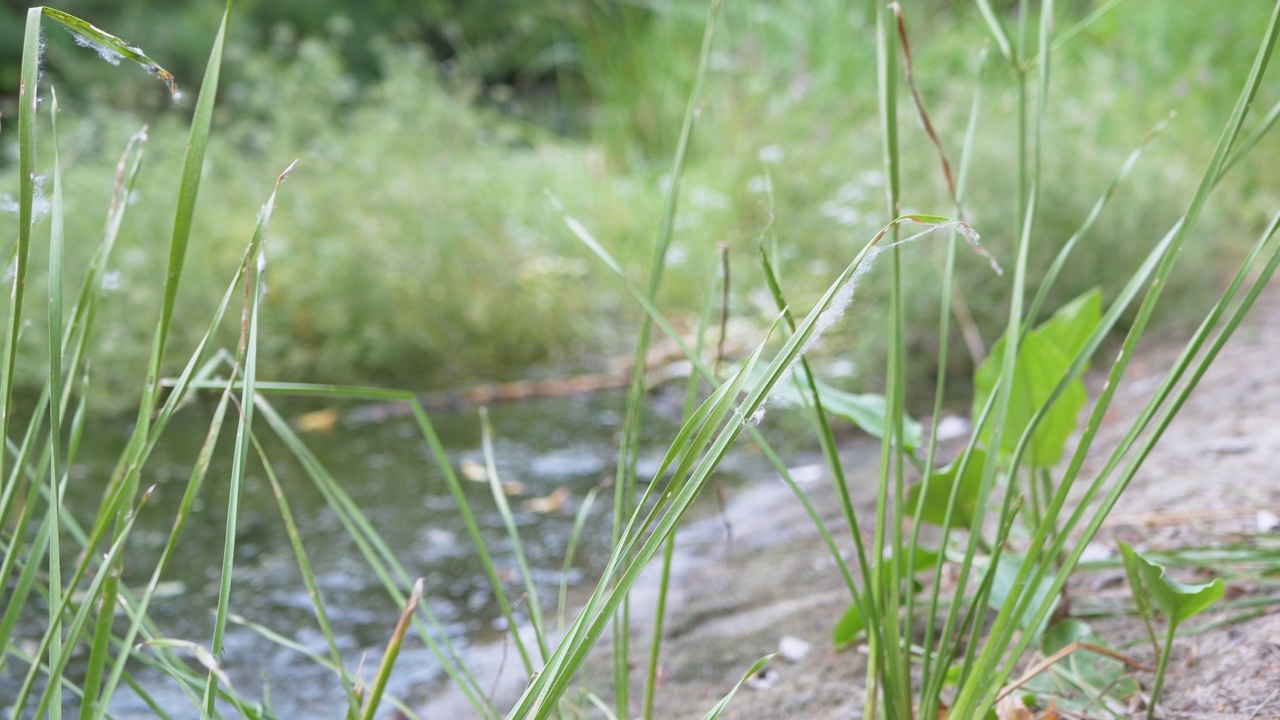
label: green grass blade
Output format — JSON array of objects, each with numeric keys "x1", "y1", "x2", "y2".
[
  {"x1": 509, "y1": 326, "x2": 782, "y2": 719},
  {"x1": 228, "y1": 614, "x2": 424, "y2": 720},
  {"x1": 756, "y1": 248, "x2": 872, "y2": 636},
  {"x1": 0, "y1": 126, "x2": 146, "y2": 686},
  {"x1": 1039, "y1": 0, "x2": 1130, "y2": 59},
  {"x1": 874, "y1": 2, "x2": 912, "y2": 713},
  {"x1": 480, "y1": 406, "x2": 550, "y2": 665},
  {"x1": 249, "y1": 429, "x2": 359, "y2": 713},
  {"x1": 45, "y1": 84, "x2": 68, "y2": 720},
  {"x1": 359, "y1": 578, "x2": 424, "y2": 720},
  {"x1": 973, "y1": 0, "x2": 1015, "y2": 64},
  {"x1": 250, "y1": 394, "x2": 496, "y2": 718},
  {"x1": 77, "y1": 565, "x2": 120, "y2": 720},
  {"x1": 696, "y1": 654, "x2": 775, "y2": 720},
  {"x1": 1025, "y1": 114, "x2": 1172, "y2": 327},
  {"x1": 17, "y1": 488, "x2": 155, "y2": 717},
  {"x1": 916, "y1": 45, "x2": 987, "y2": 711},
  {"x1": 4, "y1": 642, "x2": 128, "y2": 720},
  {"x1": 644, "y1": 255, "x2": 719, "y2": 720},
  {"x1": 66, "y1": 8, "x2": 236, "y2": 649},
  {"x1": 90, "y1": 371, "x2": 235, "y2": 719},
  {"x1": 1, "y1": 7, "x2": 42, "y2": 524},
  {"x1": 0, "y1": 502, "x2": 51, "y2": 683},
  {"x1": 949, "y1": 0, "x2": 1056, "y2": 713},
  {"x1": 510, "y1": 213, "x2": 956, "y2": 718},
  {"x1": 1220, "y1": 97, "x2": 1280, "y2": 180},
  {"x1": 127, "y1": 0, "x2": 232, "y2": 465},
  {"x1": 757, "y1": 251, "x2": 866, "y2": 580},
  {"x1": 558, "y1": 486, "x2": 599, "y2": 634},
  {"x1": 40, "y1": 8, "x2": 180, "y2": 98},
  {"x1": 199, "y1": 160, "x2": 287, "y2": 717},
  {"x1": 607, "y1": 2, "x2": 723, "y2": 713}
]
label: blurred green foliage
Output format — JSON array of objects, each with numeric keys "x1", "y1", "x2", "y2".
[{"x1": 1, "y1": 0, "x2": 1277, "y2": 411}]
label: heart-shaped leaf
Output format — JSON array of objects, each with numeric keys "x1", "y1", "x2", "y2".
[
  {"x1": 983, "y1": 553, "x2": 1059, "y2": 639},
  {"x1": 907, "y1": 449, "x2": 987, "y2": 527},
  {"x1": 1035, "y1": 619, "x2": 1141, "y2": 708},
  {"x1": 973, "y1": 289, "x2": 1100, "y2": 469},
  {"x1": 1118, "y1": 542, "x2": 1225, "y2": 625},
  {"x1": 748, "y1": 362, "x2": 922, "y2": 449},
  {"x1": 832, "y1": 601, "x2": 866, "y2": 650},
  {"x1": 1036, "y1": 289, "x2": 1102, "y2": 371},
  {"x1": 811, "y1": 380, "x2": 922, "y2": 450}
]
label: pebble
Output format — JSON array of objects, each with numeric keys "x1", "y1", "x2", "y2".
[
  {"x1": 1257, "y1": 509, "x2": 1280, "y2": 533},
  {"x1": 778, "y1": 635, "x2": 811, "y2": 663},
  {"x1": 1203, "y1": 437, "x2": 1255, "y2": 456},
  {"x1": 935, "y1": 415, "x2": 972, "y2": 442}
]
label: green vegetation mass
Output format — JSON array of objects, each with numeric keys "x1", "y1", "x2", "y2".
[{"x1": 1, "y1": 0, "x2": 1274, "y2": 410}]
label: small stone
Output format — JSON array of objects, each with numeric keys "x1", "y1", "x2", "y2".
[
  {"x1": 1093, "y1": 570, "x2": 1128, "y2": 591},
  {"x1": 787, "y1": 464, "x2": 824, "y2": 484},
  {"x1": 1079, "y1": 541, "x2": 1113, "y2": 563},
  {"x1": 935, "y1": 415, "x2": 972, "y2": 443},
  {"x1": 1204, "y1": 437, "x2": 1255, "y2": 456},
  {"x1": 1257, "y1": 509, "x2": 1280, "y2": 533},
  {"x1": 778, "y1": 635, "x2": 811, "y2": 663}
]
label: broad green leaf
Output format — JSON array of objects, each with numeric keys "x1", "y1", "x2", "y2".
[
  {"x1": 1118, "y1": 542, "x2": 1225, "y2": 625},
  {"x1": 972, "y1": 289, "x2": 1100, "y2": 468},
  {"x1": 1031, "y1": 619, "x2": 1141, "y2": 712},
  {"x1": 906, "y1": 449, "x2": 987, "y2": 527},
  {"x1": 812, "y1": 380, "x2": 922, "y2": 449},
  {"x1": 1042, "y1": 617, "x2": 1093, "y2": 654},
  {"x1": 984, "y1": 554, "x2": 1059, "y2": 639},
  {"x1": 899, "y1": 546, "x2": 940, "y2": 596},
  {"x1": 1036, "y1": 289, "x2": 1102, "y2": 368},
  {"x1": 765, "y1": 373, "x2": 921, "y2": 449},
  {"x1": 899, "y1": 545, "x2": 940, "y2": 575},
  {"x1": 832, "y1": 601, "x2": 866, "y2": 650}
]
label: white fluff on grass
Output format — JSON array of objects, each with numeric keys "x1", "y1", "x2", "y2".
[
  {"x1": 69, "y1": 30, "x2": 123, "y2": 65},
  {"x1": 749, "y1": 245, "x2": 881, "y2": 426},
  {"x1": 0, "y1": 180, "x2": 52, "y2": 225},
  {"x1": 751, "y1": 220, "x2": 989, "y2": 425}
]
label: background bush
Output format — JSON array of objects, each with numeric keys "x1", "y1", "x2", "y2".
[{"x1": 2, "y1": 0, "x2": 1277, "y2": 411}]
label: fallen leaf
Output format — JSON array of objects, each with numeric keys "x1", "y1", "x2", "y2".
[
  {"x1": 460, "y1": 459, "x2": 488, "y2": 482},
  {"x1": 296, "y1": 407, "x2": 339, "y2": 433},
  {"x1": 523, "y1": 486, "x2": 570, "y2": 514},
  {"x1": 996, "y1": 695, "x2": 1034, "y2": 720}
]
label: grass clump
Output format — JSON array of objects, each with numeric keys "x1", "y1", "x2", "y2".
[{"x1": 4, "y1": 1, "x2": 1280, "y2": 719}]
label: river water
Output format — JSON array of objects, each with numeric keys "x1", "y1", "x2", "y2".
[{"x1": 4, "y1": 390, "x2": 768, "y2": 718}]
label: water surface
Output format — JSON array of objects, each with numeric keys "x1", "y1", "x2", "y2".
[{"x1": 6, "y1": 391, "x2": 764, "y2": 717}]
